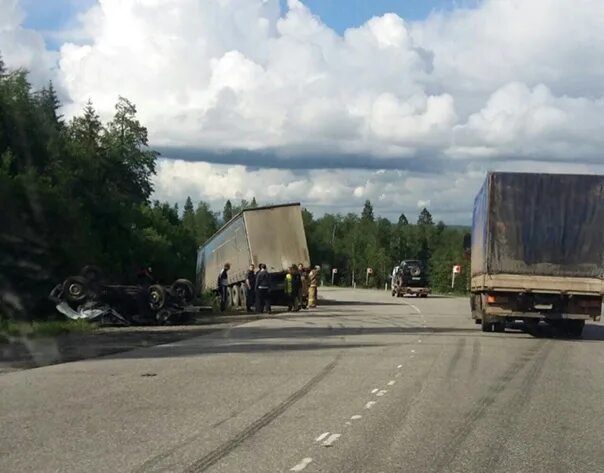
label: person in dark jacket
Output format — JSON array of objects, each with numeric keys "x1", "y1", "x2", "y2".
[
  {"x1": 217, "y1": 263, "x2": 230, "y2": 312},
  {"x1": 245, "y1": 263, "x2": 256, "y2": 312},
  {"x1": 255, "y1": 264, "x2": 271, "y2": 313}
]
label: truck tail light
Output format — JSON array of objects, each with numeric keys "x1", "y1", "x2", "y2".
[{"x1": 487, "y1": 295, "x2": 496, "y2": 304}]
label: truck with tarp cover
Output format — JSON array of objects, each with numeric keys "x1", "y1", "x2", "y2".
[
  {"x1": 470, "y1": 172, "x2": 604, "y2": 336},
  {"x1": 196, "y1": 203, "x2": 311, "y2": 308}
]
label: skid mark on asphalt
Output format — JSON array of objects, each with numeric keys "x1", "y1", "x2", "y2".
[
  {"x1": 446, "y1": 338, "x2": 467, "y2": 377},
  {"x1": 469, "y1": 338, "x2": 481, "y2": 378},
  {"x1": 136, "y1": 357, "x2": 339, "y2": 473},
  {"x1": 430, "y1": 341, "x2": 548, "y2": 472},
  {"x1": 481, "y1": 341, "x2": 553, "y2": 471}
]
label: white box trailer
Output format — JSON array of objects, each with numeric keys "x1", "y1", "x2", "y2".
[{"x1": 196, "y1": 203, "x2": 311, "y2": 307}]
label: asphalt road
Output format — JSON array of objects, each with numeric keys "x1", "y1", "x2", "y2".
[{"x1": 1, "y1": 288, "x2": 604, "y2": 473}]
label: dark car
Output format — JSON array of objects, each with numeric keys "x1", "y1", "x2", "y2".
[
  {"x1": 392, "y1": 260, "x2": 431, "y2": 297},
  {"x1": 51, "y1": 265, "x2": 195, "y2": 325}
]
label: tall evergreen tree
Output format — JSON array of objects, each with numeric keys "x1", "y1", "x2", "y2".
[
  {"x1": 397, "y1": 213, "x2": 409, "y2": 226},
  {"x1": 223, "y1": 199, "x2": 233, "y2": 222},
  {"x1": 250, "y1": 197, "x2": 258, "y2": 208},
  {"x1": 361, "y1": 200, "x2": 374, "y2": 223},
  {"x1": 417, "y1": 208, "x2": 434, "y2": 225}
]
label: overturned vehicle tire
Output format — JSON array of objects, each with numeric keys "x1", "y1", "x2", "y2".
[
  {"x1": 148, "y1": 284, "x2": 167, "y2": 311},
  {"x1": 171, "y1": 279, "x2": 195, "y2": 305},
  {"x1": 63, "y1": 276, "x2": 90, "y2": 303}
]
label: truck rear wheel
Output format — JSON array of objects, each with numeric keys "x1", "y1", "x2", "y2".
[
  {"x1": 481, "y1": 318, "x2": 492, "y2": 332},
  {"x1": 493, "y1": 322, "x2": 506, "y2": 333},
  {"x1": 230, "y1": 285, "x2": 239, "y2": 307},
  {"x1": 564, "y1": 320, "x2": 584, "y2": 338}
]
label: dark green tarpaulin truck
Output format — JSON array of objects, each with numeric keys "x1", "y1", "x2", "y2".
[{"x1": 470, "y1": 172, "x2": 604, "y2": 336}]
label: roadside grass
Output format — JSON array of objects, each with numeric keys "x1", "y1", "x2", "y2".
[{"x1": 0, "y1": 319, "x2": 97, "y2": 342}]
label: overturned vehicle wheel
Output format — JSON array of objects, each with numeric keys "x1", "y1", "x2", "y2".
[
  {"x1": 171, "y1": 279, "x2": 195, "y2": 305},
  {"x1": 63, "y1": 276, "x2": 89, "y2": 303},
  {"x1": 148, "y1": 285, "x2": 167, "y2": 311}
]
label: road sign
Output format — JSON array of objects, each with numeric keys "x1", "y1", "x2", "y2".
[
  {"x1": 332, "y1": 268, "x2": 338, "y2": 274},
  {"x1": 367, "y1": 268, "x2": 373, "y2": 274},
  {"x1": 453, "y1": 265, "x2": 461, "y2": 274}
]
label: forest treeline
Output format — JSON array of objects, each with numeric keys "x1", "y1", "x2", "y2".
[{"x1": 0, "y1": 61, "x2": 469, "y2": 321}]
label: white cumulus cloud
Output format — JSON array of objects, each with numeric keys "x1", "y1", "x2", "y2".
[{"x1": 4, "y1": 0, "x2": 604, "y2": 221}]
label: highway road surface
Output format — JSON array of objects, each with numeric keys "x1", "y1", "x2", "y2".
[{"x1": 2, "y1": 288, "x2": 604, "y2": 473}]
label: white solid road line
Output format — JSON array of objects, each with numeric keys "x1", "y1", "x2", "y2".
[
  {"x1": 365, "y1": 401, "x2": 376, "y2": 409},
  {"x1": 322, "y1": 433, "x2": 341, "y2": 447},
  {"x1": 290, "y1": 458, "x2": 313, "y2": 471},
  {"x1": 387, "y1": 380, "x2": 396, "y2": 386}
]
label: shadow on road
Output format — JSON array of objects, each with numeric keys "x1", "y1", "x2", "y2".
[
  {"x1": 508, "y1": 321, "x2": 604, "y2": 342},
  {"x1": 318, "y1": 299, "x2": 402, "y2": 306}
]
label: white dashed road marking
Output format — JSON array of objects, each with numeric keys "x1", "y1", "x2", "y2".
[
  {"x1": 371, "y1": 388, "x2": 378, "y2": 394},
  {"x1": 387, "y1": 380, "x2": 396, "y2": 386},
  {"x1": 351, "y1": 415, "x2": 362, "y2": 420},
  {"x1": 376, "y1": 390, "x2": 388, "y2": 397},
  {"x1": 315, "y1": 432, "x2": 330, "y2": 442},
  {"x1": 322, "y1": 433, "x2": 341, "y2": 447},
  {"x1": 411, "y1": 349, "x2": 416, "y2": 353},
  {"x1": 365, "y1": 401, "x2": 376, "y2": 409},
  {"x1": 397, "y1": 364, "x2": 403, "y2": 368},
  {"x1": 290, "y1": 458, "x2": 313, "y2": 471}
]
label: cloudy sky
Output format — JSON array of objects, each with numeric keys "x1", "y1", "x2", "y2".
[{"x1": 3, "y1": 0, "x2": 604, "y2": 223}]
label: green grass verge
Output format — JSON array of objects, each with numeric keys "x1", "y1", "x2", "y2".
[{"x1": 0, "y1": 319, "x2": 97, "y2": 342}]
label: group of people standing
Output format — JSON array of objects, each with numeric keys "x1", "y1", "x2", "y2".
[{"x1": 218, "y1": 263, "x2": 320, "y2": 313}]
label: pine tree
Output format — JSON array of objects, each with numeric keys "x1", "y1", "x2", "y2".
[
  {"x1": 361, "y1": 200, "x2": 374, "y2": 223},
  {"x1": 223, "y1": 200, "x2": 233, "y2": 223},
  {"x1": 183, "y1": 196, "x2": 195, "y2": 233},
  {"x1": 397, "y1": 213, "x2": 409, "y2": 226},
  {"x1": 417, "y1": 208, "x2": 434, "y2": 225},
  {"x1": 250, "y1": 197, "x2": 258, "y2": 208}
]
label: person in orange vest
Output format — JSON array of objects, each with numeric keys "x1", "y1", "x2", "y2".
[
  {"x1": 285, "y1": 266, "x2": 299, "y2": 311},
  {"x1": 308, "y1": 265, "x2": 320, "y2": 308}
]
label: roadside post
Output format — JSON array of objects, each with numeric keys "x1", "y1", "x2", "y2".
[
  {"x1": 452, "y1": 264, "x2": 461, "y2": 289},
  {"x1": 366, "y1": 267, "x2": 373, "y2": 286},
  {"x1": 331, "y1": 267, "x2": 337, "y2": 285}
]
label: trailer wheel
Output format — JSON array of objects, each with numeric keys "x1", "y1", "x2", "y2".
[
  {"x1": 230, "y1": 285, "x2": 240, "y2": 307},
  {"x1": 63, "y1": 276, "x2": 89, "y2": 303},
  {"x1": 148, "y1": 285, "x2": 167, "y2": 311},
  {"x1": 172, "y1": 279, "x2": 194, "y2": 304},
  {"x1": 481, "y1": 318, "x2": 493, "y2": 332},
  {"x1": 239, "y1": 284, "x2": 247, "y2": 308}
]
